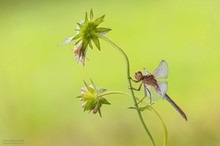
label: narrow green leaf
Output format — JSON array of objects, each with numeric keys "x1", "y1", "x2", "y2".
[
  {"x1": 93, "y1": 15, "x2": 105, "y2": 27},
  {"x1": 77, "y1": 22, "x2": 84, "y2": 29},
  {"x1": 84, "y1": 101, "x2": 91, "y2": 111},
  {"x1": 90, "y1": 9, "x2": 93, "y2": 21},
  {"x1": 91, "y1": 36, "x2": 100, "y2": 50},
  {"x1": 83, "y1": 81, "x2": 93, "y2": 93},
  {"x1": 95, "y1": 27, "x2": 111, "y2": 33},
  {"x1": 71, "y1": 33, "x2": 82, "y2": 41},
  {"x1": 81, "y1": 38, "x2": 89, "y2": 55},
  {"x1": 88, "y1": 40, "x2": 93, "y2": 49},
  {"x1": 76, "y1": 95, "x2": 82, "y2": 98},
  {"x1": 84, "y1": 12, "x2": 89, "y2": 25},
  {"x1": 84, "y1": 100, "x2": 96, "y2": 111},
  {"x1": 74, "y1": 39, "x2": 81, "y2": 46},
  {"x1": 97, "y1": 104, "x2": 102, "y2": 117},
  {"x1": 90, "y1": 79, "x2": 97, "y2": 89}
]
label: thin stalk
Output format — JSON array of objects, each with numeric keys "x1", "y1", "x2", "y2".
[
  {"x1": 98, "y1": 91, "x2": 130, "y2": 97},
  {"x1": 99, "y1": 34, "x2": 156, "y2": 146},
  {"x1": 150, "y1": 107, "x2": 168, "y2": 146}
]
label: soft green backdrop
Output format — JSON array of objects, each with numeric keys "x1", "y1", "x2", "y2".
[{"x1": 1, "y1": 0, "x2": 220, "y2": 146}]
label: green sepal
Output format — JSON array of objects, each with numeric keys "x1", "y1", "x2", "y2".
[
  {"x1": 77, "y1": 22, "x2": 85, "y2": 29},
  {"x1": 81, "y1": 38, "x2": 89, "y2": 55},
  {"x1": 95, "y1": 27, "x2": 111, "y2": 33},
  {"x1": 76, "y1": 95, "x2": 82, "y2": 98},
  {"x1": 89, "y1": 40, "x2": 93, "y2": 49},
  {"x1": 84, "y1": 99, "x2": 96, "y2": 111},
  {"x1": 98, "y1": 88, "x2": 107, "y2": 94},
  {"x1": 90, "y1": 79, "x2": 96, "y2": 89},
  {"x1": 93, "y1": 15, "x2": 105, "y2": 27},
  {"x1": 90, "y1": 102, "x2": 99, "y2": 114},
  {"x1": 83, "y1": 81, "x2": 94, "y2": 94},
  {"x1": 91, "y1": 35, "x2": 100, "y2": 50},
  {"x1": 74, "y1": 39, "x2": 81, "y2": 46},
  {"x1": 71, "y1": 33, "x2": 82, "y2": 41},
  {"x1": 101, "y1": 98, "x2": 111, "y2": 105},
  {"x1": 84, "y1": 12, "x2": 89, "y2": 25},
  {"x1": 90, "y1": 9, "x2": 93, "y2": 21},
  {"x1": 97, "y1": 106, "x2": 102, "y2": 117}
]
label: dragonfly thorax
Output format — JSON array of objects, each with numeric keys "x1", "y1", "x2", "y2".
[{"x1": 142, "y1": 75, "x2": 159, "y2": 90}]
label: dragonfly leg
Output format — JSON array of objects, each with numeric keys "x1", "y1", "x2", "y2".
[
  {"x1": 145, "y1": 87, "x2": 152, "y2": 104},
  {"x1": 131, "y1": 83, "x2": 142, "y2": 91},
  {"x1": 129, "y1": 77, "x2": 140, "y2": 83},
  {"x1": 135, "y1": 95, "x2": 146, "y2": 106}
]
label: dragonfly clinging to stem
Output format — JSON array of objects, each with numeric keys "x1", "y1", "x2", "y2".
[{"x1": 130, "y1": 60, "x2": 187, "y2": 121}]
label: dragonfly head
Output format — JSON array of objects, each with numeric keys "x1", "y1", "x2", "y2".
[{"x1": 134, "y1": 71, "x2": 143, "y2": 81}]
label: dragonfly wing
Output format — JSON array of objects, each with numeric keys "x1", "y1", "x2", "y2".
[
  {"x1": 145, "y1": 85, "x2": 162, "y2": 103},
  {"x1": 153, "y1": 60, "x2": 168, "y2": 79},
  {"x1": 144, "y1": 85, "x2": 152, "y2": 97},
  {"x1": 143, "y1": 68, "x2": 150, "y2": 75},
  {"x1": 157, "y1": 81, "x2": 168, "y2": 97}
]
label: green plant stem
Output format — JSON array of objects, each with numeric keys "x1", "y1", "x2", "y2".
[
  {"x1": 99, "y1": 34, "x2": 156, "y2": 146},
  {"x1": 150, "y1": 107, "x2": 168, "y2": 146},
  {"x1": 98, "y1": 91, "x2": 130, "y2": 97}
]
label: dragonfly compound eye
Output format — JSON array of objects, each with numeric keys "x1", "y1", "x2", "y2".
[{"x1": 135, "y1": 71, "x2": 142, "y2": 81}]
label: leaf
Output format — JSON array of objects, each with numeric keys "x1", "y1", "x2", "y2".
[
  {"x1": 91, "y1": 36, "x2": 100, "y2": 50},
  {"x1": 93, "y1": 15, "x2": 105, "y2": 27}
]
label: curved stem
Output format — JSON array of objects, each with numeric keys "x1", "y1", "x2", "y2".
[
  {"x1": 99, "y1": 34, "x2": 156, "y2": 146},
  {"x1": 150, "y1": 107, "x2": 168, "y2": 146},
  {"x1": 98, "y1": 91, "x2": 130, "y2": 97}
]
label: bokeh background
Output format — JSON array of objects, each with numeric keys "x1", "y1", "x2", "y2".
[{"x1": 1, "y1": 0, "x2": 220, "y2": 146}]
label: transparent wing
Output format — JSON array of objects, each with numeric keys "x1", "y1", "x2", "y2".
[
  {"x1": 143, "y1": 68, "x2": 150, "y2": 75},
  {"x1": 144, "y1": 85, "x2": 162, "y2": 103},
  {"x1": 157, "y1": 81, "x2": 168, "y2": 97},
  {"x1": 152, "y1": 60, "x2": 168, "y2": 79},
  {"x1": 144, "y1": 85, "x2": 151, "y2": 97}
]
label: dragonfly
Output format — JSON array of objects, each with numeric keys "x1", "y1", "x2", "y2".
[{"x1": 130, "y1": 60, "x2": 187, "y2": 121}]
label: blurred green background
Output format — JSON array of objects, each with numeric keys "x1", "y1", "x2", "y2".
[{"x1": 1, "y1": 0, "x2": 220, "y2": 146}]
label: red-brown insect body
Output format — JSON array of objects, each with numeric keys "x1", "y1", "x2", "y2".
[
  {"x1": 142, "y1": 75, "x2": 159, "y2": 91},
  {"x1": 133, "y1": 61, "x2": 188, "y2": 121},
  {"x1": 134, "y1": 71, "x2": 159, "y2": 91}
]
